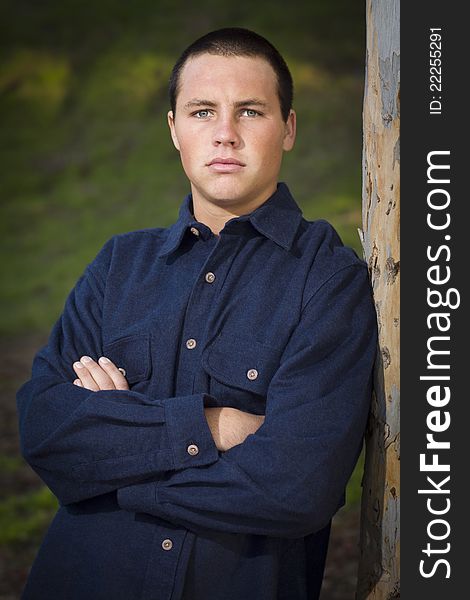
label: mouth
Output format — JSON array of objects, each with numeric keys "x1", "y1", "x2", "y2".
[{"x1": 206, "y1": 157, "x2": 246, "y2": 173}]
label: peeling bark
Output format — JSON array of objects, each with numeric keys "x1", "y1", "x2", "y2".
[{"x1": 356, "y1": 1, "x2": 400, "y2": 598}]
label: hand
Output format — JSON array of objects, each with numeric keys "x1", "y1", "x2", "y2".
[
  {"x1": 204, "y1": 407, "x2": 265, "y2": 452},
  {"x1": 72, "y1": 356, "x2": 129, "y2": 391}
]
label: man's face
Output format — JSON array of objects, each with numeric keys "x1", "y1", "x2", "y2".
[{"x1": 168, "y1": 53, "x2": 296, "y2": 212}]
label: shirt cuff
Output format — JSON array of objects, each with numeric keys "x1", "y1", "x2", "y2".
[{"x1": 163, "y1": 393, "x2": 219, "y2": 470}]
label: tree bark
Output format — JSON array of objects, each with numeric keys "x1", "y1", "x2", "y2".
[{"x1": 356, "y1": 0, "x2": 400, "y2": 598}]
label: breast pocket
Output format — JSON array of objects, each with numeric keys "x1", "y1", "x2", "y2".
[
  {"x1": 102, "y1": 333, "x2": 151, "y2": 386},
  {"x1": 202, "y1": 333, "x2": 281, "y2": 414}
]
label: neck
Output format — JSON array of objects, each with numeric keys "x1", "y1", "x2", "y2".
[{"x1": 191, "y1": 185, "x2": 277, "y2": 235}]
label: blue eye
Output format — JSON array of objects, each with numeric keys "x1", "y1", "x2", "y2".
[
  {"x1": 194, "y1": 110, "x2": 211, "y2": 118},
  {"x1": 242, "y1": 109, "x2": 260, "y2": 117}
]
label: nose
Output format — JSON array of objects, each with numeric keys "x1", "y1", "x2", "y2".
[{"x1": 212, "y1": 114, "x2": 241, "y2": 147}]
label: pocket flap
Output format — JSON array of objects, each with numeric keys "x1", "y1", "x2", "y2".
[
  {"x1": 103, "y1": 334, "x2": 151, "y2": 384},
  {"x1": 202, "y1": 334, "x2": 280, "y2": 394}
]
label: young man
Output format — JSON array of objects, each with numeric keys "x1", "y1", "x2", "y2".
[{"x1": 17, "y1": 28, "x2": 377, "y2": 600}]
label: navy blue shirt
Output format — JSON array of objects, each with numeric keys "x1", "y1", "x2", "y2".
[{"x1": 17, "y1": 183, "x2": 377, "y2": 600}]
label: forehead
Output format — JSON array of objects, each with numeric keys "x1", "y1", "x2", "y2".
[{"x1": 177, "y1": 54, "x2": 278, "y2": 103}]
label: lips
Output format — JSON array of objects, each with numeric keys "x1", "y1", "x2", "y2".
[
  {"x1": 208, "y1": 157, "x2": 245, "y2": 166},
  {"x1": 207, "y1": 157, "x2": 246, "y2": 173}
]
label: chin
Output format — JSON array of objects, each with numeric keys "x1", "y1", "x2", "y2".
[{"x1": 201, "y1": 181, "x2": 250, "y2": 205}]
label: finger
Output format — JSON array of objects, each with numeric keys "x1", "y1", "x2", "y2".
[
  {"x1": 79, "y1": 356, "x2": 116, "y2": 390},
  {"x1": 73, "y1": 378, "x2": 83, "y2": 387},
  {"x1": 98, "y1": 357, "x2": 130, "y2": 390},
  {"x1": 98, "y1": 356, "x2": 129, "y2": 389},
  {"x1": 73, "y1": 361, "x2": 100, "y2": 391}
]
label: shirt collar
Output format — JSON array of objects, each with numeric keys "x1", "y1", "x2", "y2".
[
  {"x1": 158, "y1": 182, "x2": 303, "y2": 258},
  {"x1": 243, "y1": 182, "x2": 303, "y2": 251},
  {"x1": 157, "y1": 196, "x2": 206, "y2": 258}
]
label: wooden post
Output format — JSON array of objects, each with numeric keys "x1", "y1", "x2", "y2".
[{"x1": 356, "y1": 0, "x2": 400, "y2": 598}]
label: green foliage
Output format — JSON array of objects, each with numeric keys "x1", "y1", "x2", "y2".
[
  {"x1": 345, "y1": 449, "x2": 365, "y2": 507},
  {"x1": 0, "y1": 486, "x2": 58, "y2": 545},
  {"x1": 0, "y1": 454, "x2": 24, "y2": 474}
]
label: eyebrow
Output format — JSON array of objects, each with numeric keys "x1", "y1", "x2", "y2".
[
  {"x1": 183, "y1": 99, "x2": 217, "y2": 110},
  {"x1": 233, "y1": 99, "x2": 268, "y2": 109},
  {"x1": 183, "y1": 98, "x2": 268, "y2": 110}
]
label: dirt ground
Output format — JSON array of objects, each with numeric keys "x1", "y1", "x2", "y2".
[{"x1": 0, "y1": 334, "x2": 362, "y2": 600}]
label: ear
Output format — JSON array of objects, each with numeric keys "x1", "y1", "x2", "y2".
[
  {"x1": 282, "y1": 109, "x2": 296, "y2": 152},
  {"x1": 167, "y1": 110, "x2": 180, "y2": 151}
]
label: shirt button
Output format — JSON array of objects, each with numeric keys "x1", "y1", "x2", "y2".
[
  {"x1": 190, "y1": 227, "x2": 200, "y2": 237},
  {"x1": 205, "y1": 272, "x2": 216, "y2": 284},
  {"x1": 162, "y1": 539, "x2": 173, "y2": 551},
  {"x1": 187, "y1": 444, "x2": 199, "y2": 456},
  {"x1": 247, "y1": 369, "x2": 258, "y2": 381},
  {"x1": 186, "y1": 338, "x2": 197, "y2": 349}
]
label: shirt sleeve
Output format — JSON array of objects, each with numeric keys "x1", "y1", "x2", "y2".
[
  {"x1": 16, "y1": 241, "x2": 219, "y2": 506},
  {"x1": 117, "y1": 263, "x2": 378, "y2": 539}
]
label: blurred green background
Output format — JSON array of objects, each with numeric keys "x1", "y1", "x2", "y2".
[{"x1": 0, "y1": 0, "x2": 366, "y2": 596}]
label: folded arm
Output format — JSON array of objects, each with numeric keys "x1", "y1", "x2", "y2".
[
  {"x1": 17, "y1": 240, "x2": 376, "y2": 538},
  {"x1": 73, "y1": 354, "x2": 265, "y2": 453}
]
